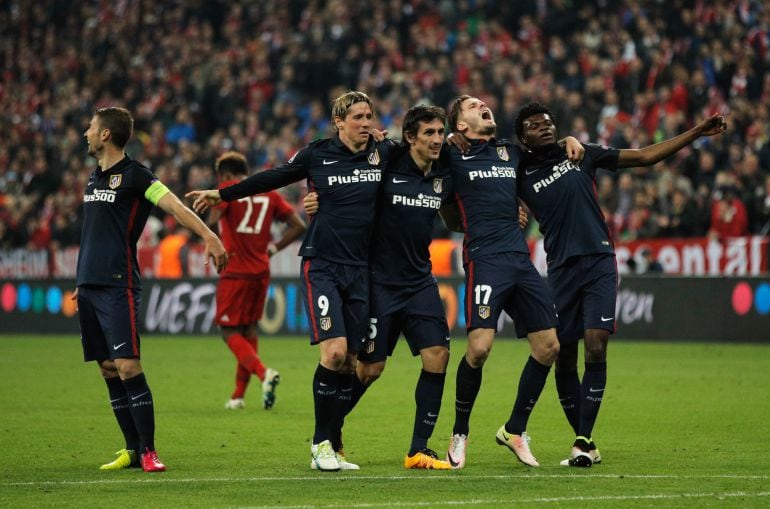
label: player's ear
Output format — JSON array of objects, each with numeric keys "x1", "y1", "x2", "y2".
[{"x1": 456, "y1": 121, "x2": 468, "y2": 132}]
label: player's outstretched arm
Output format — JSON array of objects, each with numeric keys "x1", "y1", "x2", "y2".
[
  {"x1": 185, "y1": 189, "x2": 222, "y2": 213},
  {"x1": 158, "y1": 192, "x2": 228, "y2": 272},
  {"x1": 617, "y1": 114, "x2": 727, "y2": 168}
]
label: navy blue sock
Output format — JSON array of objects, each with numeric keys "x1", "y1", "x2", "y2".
[
  {"x1": 579, "y1": 362, "x2": 607, "y2": 439},
  {"x1": 328, "y1": 372, "x2": 354, "y2": 451},
  {"x1": 555, "y1": 368, "x2": 581, "y2": 435},
  {"x1": 312, "y1": 364, "x2": 339, "y2": 445},
  {"x1": 105, "y1": 376, "x2": 139, "y2": 452},
  {"x1": 453, "y1": 356, "x2": 482, "y2": 435},
  {"x1": 409, "y1": 370, "x2": 446, "y2": 456},
  {"x1": 506, "y1": 356, "x2": 551, "y2": 435},
  {"x1": 122, "y1": 372, "x2": 156, "y2": 453},
  {"x1": 331, "y1": 374, "x2": 370, "y2": 451}
]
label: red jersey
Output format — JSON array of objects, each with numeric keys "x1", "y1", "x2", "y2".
[{"x1": 216, "y1": 179, "x2": 295, "y2": 277}]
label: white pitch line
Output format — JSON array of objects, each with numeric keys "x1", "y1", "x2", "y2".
[
  {"x1": 4, "y1": 472, "x2": 769, "y2": 487},
  {"x1": 246, "y1": 492, "x2": 770, "y2": 509}
]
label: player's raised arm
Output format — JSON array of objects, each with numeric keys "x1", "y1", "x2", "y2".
[
  {"x1": 617, "y1": 114, "x2": 727, "y2": 168},
  {"x1": 157, "y1": 192, "x2": 228, "y2": 273}
]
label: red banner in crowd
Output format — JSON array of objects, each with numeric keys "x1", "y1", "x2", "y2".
[
  {"x1": 527, "y1": 235, "x2": 768, "y2": 276},
  {"x1": 0, "y1": 236, "x2": 767, "y2": 279}
]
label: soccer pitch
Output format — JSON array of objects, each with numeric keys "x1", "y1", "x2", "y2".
[{"x1": 1, "y1": 335, "x2": 768, "y2": 508}]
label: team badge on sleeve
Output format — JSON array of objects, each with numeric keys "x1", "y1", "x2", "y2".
[
  {"x1": 368, "y1": 149, "x2": 381, "y2": 166},
  {"x1": 433, "y1": 178, "x2": 443, "y2": 193},
  {"x1": 320, "y1": 317, "x2": 332, "y2": 331},
  {"x1": 109, "y1": 175, "x2": 122, "y2": 189},
  {"x1": 497, "y1": 146, "x2": 509, "y2": 161},
  {"x1": 478, "y1": 306, "x2": 490, "y2": 319}
]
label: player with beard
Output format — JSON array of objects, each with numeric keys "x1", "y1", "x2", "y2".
[
  {"x1": 515, "y1": 102, "x2": 726, "y2": 466},
  {"x1": 440, "y1": 96, "x2": 583, "y2": 469},
  {"x1": 78, "y1": 107, "x2": 227, "y2": 473}
]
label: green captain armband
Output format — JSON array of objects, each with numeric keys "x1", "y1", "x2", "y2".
[{"x1": 145, "y1": 180, "x2": 171, "y2": 205}]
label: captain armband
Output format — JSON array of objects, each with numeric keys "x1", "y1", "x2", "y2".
[{"x1": 144, "y1": 180, "x2": 171, "y2": 205}]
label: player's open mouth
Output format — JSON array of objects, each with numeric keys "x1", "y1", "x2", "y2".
[{"x1": 481, "y1": 111, "x2": 492, "y2": 120}]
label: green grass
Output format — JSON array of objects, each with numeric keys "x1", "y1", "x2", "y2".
[{"x1": 1, "y1": 335, "x2": 769, "y2": 508}]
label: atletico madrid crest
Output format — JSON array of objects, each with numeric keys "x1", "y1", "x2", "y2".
[
  {"x1": 363, "y1": 340, "x2": 375, "y2": 354},
  {"x1": 433, "y1": 178, "x2": 443, "y2": 193},
  {"x1": 497, "y1": 146, "x2": 509, "y2": 161},
  {"x1": 368, "y1": 149, "x2": 381, "y2": 166},
  {"x1": 478, "y1": 305, "x2": 491, "y2": 319},
  {"x1": 109, "y1": 174, "x2": 122, "y2": 189},
  {"x1": 320, "y1": 317, "x2": 332, "y2": 331}
]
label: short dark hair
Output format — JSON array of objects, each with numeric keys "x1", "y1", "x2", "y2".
[
  {"x1": 402, "y1": 104, "x2": 447, "y2": 144},
  {"x1": 215, "y1": 151, "x2": 249, "y2": 177},
  {"x1": 514, "y1": 102, "x2": 555, "y2": 142},
  {"x1": 447, "y1": 95, "x2": 471, "y2": 133},
  {"x1": 94, "y1": 107, "x2": 133, "y2": 148}
]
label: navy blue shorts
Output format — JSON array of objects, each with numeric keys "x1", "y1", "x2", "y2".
[
  {"x1": 547, "y1": 253, "x2": 618, "y2": 345},
  {"x1": 300, "y1": 258, "x2": 369, "y2": 352},
  {"x1": 359, "y1": 281, "x2": 450, "y2": 364},
  {"x1": 77, "y1": 285, "x2": 141, "y2": 362},
  {"x1": 464, "y1": 252, "x2": 557, "y2": 337}
]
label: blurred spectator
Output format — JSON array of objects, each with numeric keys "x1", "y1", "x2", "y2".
[
  {"x1": 1, "y1": 0, "x2": 769, "y2": 254},
  {"x1": 156, "y1": 218, "x2": 191, "y2": 278},
  {"x1": 709, "y1": 184, "x2": 750, "y2": 240}
]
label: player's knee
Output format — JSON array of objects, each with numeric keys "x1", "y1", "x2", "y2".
[
  {"x1": 99, "y1": 360, "x2": 118, "y2": 378},
  {"x1": 421, "y1": 346, "x2": 449, "y2": 372},
  {"x1": 584, "y1": 331, "x2": 608, "y2": 363},
  {"x1": 358, "y1": 362, "x2": 384, "y2": 384},
  {"x1": 531, "y1": 332, "x2": 559, "y2": 365},
  {"x1": 321, "y1": 349, "x2": 347, "y2": 370},
  {"x1": 114, "y1": 359, "x2": 142, "y2": 379}
]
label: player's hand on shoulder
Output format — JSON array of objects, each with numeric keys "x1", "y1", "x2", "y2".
[
  {"x1": 446, "y1": 132, "x2": 470, "y2": 153},
  {"x1": 697, "y1": 113, "x2": 728, "y2": 137},
  {"x1": 370, "y1": 128, "x2": 387, "y2": 142},
  {"x1": 564, "y1": 136, "x2": 584, "y2": 163},
  {"x1": 185, "y1": 189, "x2": 222, "y2": 213},
  {"x1": 303, "y1": 192, "x2": 319, "y2": 216}
]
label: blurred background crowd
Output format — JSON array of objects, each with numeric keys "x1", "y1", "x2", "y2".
[{"x1": 1, "y1": 0, "x2": 769, "y2": 255}]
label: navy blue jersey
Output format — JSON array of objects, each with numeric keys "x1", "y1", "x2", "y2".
[
  {"x1": 76, "y1": 156, "x2": 158, "y2": 289},
  {"x1": 369, "y1": 150, "x2": 454, "y2": 287},
  {"x1": 446, "y1": 139, "x2": 528, "y2": 264},
  {"x1": 220, "y1": 136, "x2": 395, "y2": 266},
  {"x1": 517, "y1": 143, "x2": 620, "y2": 269}
]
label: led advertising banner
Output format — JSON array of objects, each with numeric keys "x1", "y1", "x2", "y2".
[{"x1": 1, "y1": 277, "x2": 768, "y2": 342}]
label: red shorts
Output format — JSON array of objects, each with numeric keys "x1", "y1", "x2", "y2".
[{"x1": 215, "y1": 276, "x2": 269, "y2": 327}]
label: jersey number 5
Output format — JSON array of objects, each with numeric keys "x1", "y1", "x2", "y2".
[{"x1": 236, "y1": 196, "x2": 270, "y2": 234}]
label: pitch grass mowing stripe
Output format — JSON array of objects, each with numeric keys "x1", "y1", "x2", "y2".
[
  {"x1": 6, "y1": 473, "x2": 770, "y2": 486},
  {"x1": 248, "y1": 492, "x2": 770, "y2": 509}
]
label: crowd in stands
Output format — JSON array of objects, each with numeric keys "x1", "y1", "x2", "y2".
[{"x1": 2, "y1": 0, "x2": 770, "y2": 254}]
